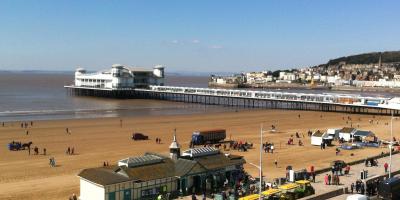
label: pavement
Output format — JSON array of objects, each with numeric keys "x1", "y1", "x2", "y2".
[
  {"x1": 310, "y1": 152, "x2": 400, "y2": 198},
  {"x1": 180, "y1": 152, "x2": 399, "y2": 200}
]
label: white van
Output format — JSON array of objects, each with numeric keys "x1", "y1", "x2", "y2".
[{"x1": 346, "y1": 194, "x2": 369, "y2": 200}]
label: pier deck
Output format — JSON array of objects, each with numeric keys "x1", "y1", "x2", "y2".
[{"x1": 64, "y1": 85, "x2": 400, "y2": 115}]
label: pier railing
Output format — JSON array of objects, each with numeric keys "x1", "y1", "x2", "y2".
[
  {"x1": 143, "y1": 86, "x2": 395, "y2": 109},
  {"x1": 65, "y1": 85, "x2": 400, "y2": 114}
]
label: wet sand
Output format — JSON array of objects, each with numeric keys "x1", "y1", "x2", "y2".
[{"x1": 0, "y1": 109, "x2": 397, "y2": 200}]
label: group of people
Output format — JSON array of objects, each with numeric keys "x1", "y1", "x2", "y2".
[
  {"x1": 103, "y1": 161, "x2": 110, "y2": 166},
  {"x1": 365, "y1": 158, "x2": 378, "y2": 167},
  {"x1": 351, "y1": 179, "x2": 380, "y2": 196},
  {"x1": 287, "y1": 135, "x2": 303, "y2": 146},
  {"x1": 66, "y1": 147, "x2": 75, "y2": 155},
  {"x1": 229, "y1": 141, "x2": 252, "y2": 152},
  {"x1": 20, "y1": 121, "x2": 33, "y2": 129},
  {"x1": 263, "y1": 142, "x2": 274, "y2": 153},
  {"x1": 324, "y1": 174, "x2": 341, "y2": 185},
  {"x1": 32, "y1": 146, "x2": 46, "y2": 155},
  {"x1": 155, "y1": 138, "x2": 162, "y2": 144}
]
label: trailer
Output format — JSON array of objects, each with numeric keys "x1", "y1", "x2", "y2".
[{"x1": 191, "y1": 129, "x2": 226, "y2": 145}]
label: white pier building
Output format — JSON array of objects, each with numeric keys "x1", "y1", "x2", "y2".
[{"x1": 74, "y1": 64, "x2": 165, "y2": 89}]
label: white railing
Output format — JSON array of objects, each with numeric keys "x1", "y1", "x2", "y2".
[{"x1": 147, "y1": 85, "x2": 393, "y2": 108}]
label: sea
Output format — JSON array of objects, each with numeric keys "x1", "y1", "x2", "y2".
[
  {"x1": 0, "y1": 72, "x2": 396, "y2": 122},
  {"x1": 0, "y1": 72, "x2": 240, "y2": 122}
]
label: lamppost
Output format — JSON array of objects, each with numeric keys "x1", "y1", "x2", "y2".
[
  {"x1": 249, "y1": 123, "x2": 266, "y2": 200},
  {"x1": 389, "y1": 111, "x2": 394, "y2": 178}
]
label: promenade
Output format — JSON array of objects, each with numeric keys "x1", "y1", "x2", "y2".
[
  {"x1": 310, "y1": 152, "x2": 400, "y2": 199},
  {"x1": 180, "y1": 152, "x2": 399, "y2": 200}
]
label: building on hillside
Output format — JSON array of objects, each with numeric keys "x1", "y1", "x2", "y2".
[
  {"x1": 74, "y1": 64, "x2": 165, "y2": 89},
  {"x1": 78, "y1": 134, "x2": 246, "y2": 200}
]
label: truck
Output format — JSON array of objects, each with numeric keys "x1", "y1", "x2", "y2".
[{"x1": 191, "y1": 129, "x2": 226, "y2": 145}]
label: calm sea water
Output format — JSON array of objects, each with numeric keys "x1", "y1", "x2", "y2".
[
  {"x1": 0, "y1": 72, "x2": 235, "y2": 122},
  {"x1": 0, "y1": 72, "x2": 396, "y2": 122}
]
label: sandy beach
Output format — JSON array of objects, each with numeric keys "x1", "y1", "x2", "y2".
[{"x1": 0, "y1": 109, "x2": 397, "y2": 200}]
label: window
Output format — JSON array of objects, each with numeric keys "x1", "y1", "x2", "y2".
[{"x1": 108, "y1": 192, "x2": 116, "y2": 200}]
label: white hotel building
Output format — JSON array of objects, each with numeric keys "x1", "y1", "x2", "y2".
[{"x1": 74, "y1": 64, "x2": 165, "y2": 89}]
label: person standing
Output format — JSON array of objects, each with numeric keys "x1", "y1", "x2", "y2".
[
  {"x1": 350, "y1": 183, "x2": 354, "y2": 193},
  {"x1": 328, "y1": 174, "x2": 331, "y2": 185},
  {"x1": 312, "y1": 172, "x2": 316, "y2": 183},
  {"x1": 274, "y1": 159, "x2": 278, "y2": 168},
  {"x1": 43, "y1": 148, "x2": 46, "y2": 155},
  {"x1": 384, "y1": 162, "x2": 389, "y2": 173},
  {"x1": 270, "y1": 144, "x2": 274, "y2": 153},
  {"x1": 324, "y1": 174, "x2": 329, "y2": 185},
  {"x1": 360, "y1": 182, "x2": 365, "y2": 195}
]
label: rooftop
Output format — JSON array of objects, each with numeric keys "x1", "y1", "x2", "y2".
[{"x1": 78, "y1": 151, "x2": 245, "y2": 186}]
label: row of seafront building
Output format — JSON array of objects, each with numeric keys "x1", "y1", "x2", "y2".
[{"x1": 78, "y1": 134, "x2": 245, "y2": 200}]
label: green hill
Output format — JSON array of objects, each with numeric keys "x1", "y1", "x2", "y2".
[{"x1": 327, "y1": 51, "x2": 400, "y2": 65}]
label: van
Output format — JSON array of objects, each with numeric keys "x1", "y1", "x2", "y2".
[
  {"x1": 346, "y1": 194, "x2": 369, "y2": 200},
  {"x1": 378, "y1": 176, "x2": 400, "y2": 199}
]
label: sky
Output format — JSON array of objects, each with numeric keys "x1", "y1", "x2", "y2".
[{"x1": 0, "y1": 0, "x2": 399, "y2": 73}]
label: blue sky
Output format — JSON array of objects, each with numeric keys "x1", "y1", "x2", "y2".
[{"x1": 0, "y1": 0, "x2": 399, "y2": 73}]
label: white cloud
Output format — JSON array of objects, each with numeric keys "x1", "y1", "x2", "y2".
[
  {"x1": 210, "y1": 45, "x2": 223, "y2": 49},
  {"x1": 191, "y1": 39, "x2": 200, "y2": 44}
]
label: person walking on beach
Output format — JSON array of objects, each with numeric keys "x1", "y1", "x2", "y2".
[
  {"x1": 71, "y1": 147, "x2": 74, "y2": 155},
  {"x1": 270, "y1": 144, "x2": 274, "y2": 153},
  {"x1": 26, "y1": 130, "x2": 29, "y2": 135},
  {"x1": 66, "y1": 147, "x2": 70, "y2": 155},
  {"x1": 120, "y1": 119, "x2": 122, "y2": 128},
  {"x1": 274, "y1": 159, "x2": 278, "y2": 168},
  {"x1": 384, "y1": 162, "x2": 389, "y2": 173},
  {"x1": 43, "y1": 148, "x2": 46, "y2": 155},
  {"x1": 66, "y1": 128, "x2": 69, "y2": 134}
]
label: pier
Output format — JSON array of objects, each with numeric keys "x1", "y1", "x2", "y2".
[{"x1": 64, "y1": 85, "x2": 400, "y2": 115}]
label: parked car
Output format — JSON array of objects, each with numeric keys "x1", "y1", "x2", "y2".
[{"x1": 131, "y1": 133, "x2": 148, "y2": 140}]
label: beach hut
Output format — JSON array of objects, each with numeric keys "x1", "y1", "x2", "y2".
[
  {"x1": 338, "y1": 127, "x2": 357, "y2": 142},
  {"x1": 326, "y1": 128, "x2": 340, "y2": 140},
  {"x1": 353, "y1": 130, "x2": 375, "y2": 142},
  {"x1": 311, "y1": 130, "x2": 328, "y2": 146},
  {"x1": 311, "y1": 130, "x2": 335, "y2": 146}
]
